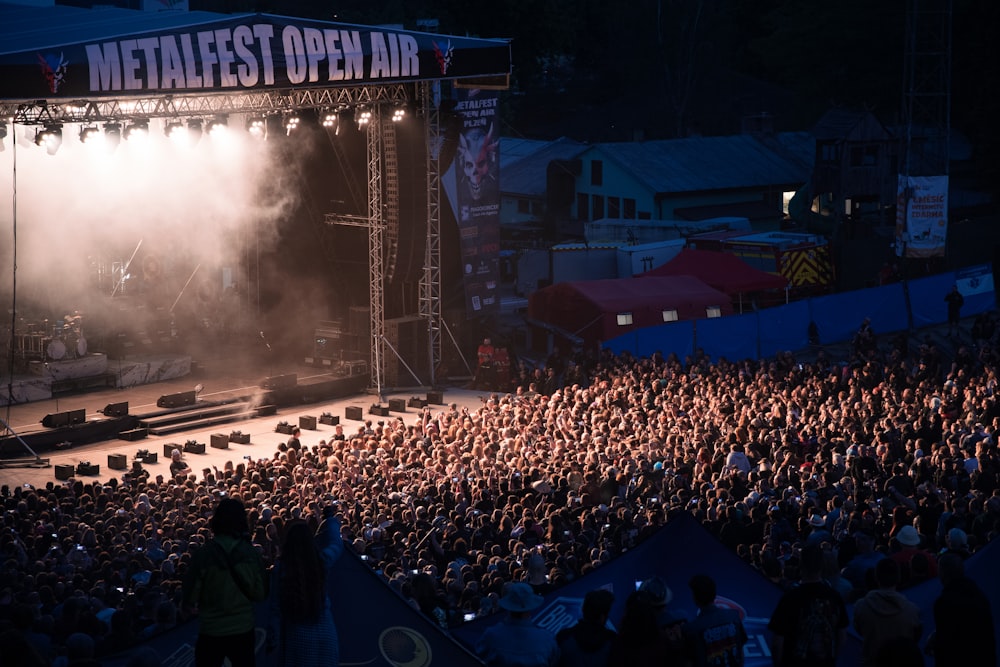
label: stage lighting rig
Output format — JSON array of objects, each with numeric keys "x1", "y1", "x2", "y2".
[
  {"x1": 356, "y1": 106, "x2": 372, "y2": 129},
  {"x1": 34, "y1": 124, "x2": 63, "y2": 154},
  {"x1": 187, "y1": 118, "x2": 203, "y2": 143},
  {"x1": 79, "y1": 125, "x2": 101, "y2": 143},
  {"x1": 246, "y1": 116, "x2": 266, "y2": 139},
  {"x1": 391, "y1": 105, "x2": 406, "y2": 122},
  {"x1": 206, "y1": 115, "x2": 228, "y2": 136},
  {"x1": 164, "y1": 120, "x2": 185, "y2": 139},
  {"x1": 103, "y1": 122, "x2": 121, "y2": 150},
  {"x1": 123, "y1": 120, "x2": 149, "y2": 140},
  {"x1": 283, "y1": 112, "x2": 300, "y2": 135}
]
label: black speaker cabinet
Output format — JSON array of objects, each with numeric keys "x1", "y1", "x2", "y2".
[
  {"x1": 55, "y1": 464, "x2": 75, "y2": 480},
  {"x1": 41, "y1": 408, "x2": 87, "y2": 429},
  {"x1": 299, "y1": 415, "x2": 318, "y2": 430},
  {"x1": 319, "y1": 413, "x2": 339, "y2": 426},
  {"x1": 408, "y1": 397, "x2": 428, "y2": 408},
  {"x1": 210, "y1": 433, "x2": 229, "y2": 449},
  {"x1": 101, "y1": 401, "x2": 129, "y2": 417},
  {"x1": 369, "y1": 404, "x2": 390, "y2": 417},
  {"x1": 387, "y1": 398, "x2": 407, "y2": 413},
  {"x1": 108, "y1": 453, "x2": 128, "y2": 470},
  {"x1": 183, "y1": 441, "x2": 205, "y2": 455},
  {"x1": 156, "y1": 391, "x2": 196, "y2": 409},
  {"x1": 229, "y1": 431, "x2": 251, "y2": 444},
  {"x1": 426, "y1": 391, "x2": 444, "y2": 405},
  {"x1": 345, "y1": 406, "x2": 364, "y2": 421},
  {"x1": 164, "y1": 443, "x2": 182, "y2": 458}
]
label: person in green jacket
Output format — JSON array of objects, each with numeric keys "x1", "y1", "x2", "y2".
[{"x1": 183, "y1": 497, "x2": 269, "y2": 667}]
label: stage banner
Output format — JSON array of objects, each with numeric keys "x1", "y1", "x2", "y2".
[
  {"x1": 453, "y1": 87, "x2": 501, "y2": 318},
  {"x1": 452, "y1": 512, "x2": 862, "y2": 666},
  {"x1": 104, "y1": 547, "x2": 484, "y2": 667},
  {"x1": 894, "y1": 174, "x2": 948, "y2": 258},
  {"x1": 0, "y1": 13, "x2": 510, "y2": 99}
]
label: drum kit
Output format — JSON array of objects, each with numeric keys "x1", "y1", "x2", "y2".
[{"x1": 14, "y1": 313, "x2": 87, "y2": 361}]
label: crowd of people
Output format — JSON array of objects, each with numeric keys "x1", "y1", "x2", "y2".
[{"x1": 1, "y1": 316, "x2": 999, "y2": 665}]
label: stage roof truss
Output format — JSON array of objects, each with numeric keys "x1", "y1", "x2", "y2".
[{"x1": 2, "y1": 84, "x2": 412, "y2": 126}]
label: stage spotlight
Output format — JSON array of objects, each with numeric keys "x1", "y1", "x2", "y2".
[
  {"x1": 103, "y1": 122, "x2": 121, "y2": 150},
  {"x1": 34, "y1": 124, "x2": 63, "y2": 154},
  {"x1": 391, "y1": 105, "x2": 406, "y2": 122},
  {"x1": 321, "y1": 110, "x2": 338, "y2": 128},
  {"x1": 206, "y1": 115, "x2": 228, "y2": 136},
  {"x1": 164, "y1": 120, "x2": 185, "y2": 139},
  {"x1": 356, "y1": 106, "x2": 372, "y2": 129},
  {"x1": 246, "y1": 116, "x2": 266, "y2": 139},
  {"x1": 283, "y1": 112, "x2": 300, "y2": 135},
  {"x1": 79, "y1": 125, "x2": 101, "y2": 143},
  {"x1": 123, "y1": 120, "x2": 149, "y2": 140},
  {"x1": 187, "y1": 118, "x2": 203, "y2": 143}
]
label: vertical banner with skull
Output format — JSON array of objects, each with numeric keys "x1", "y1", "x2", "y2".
[{"x1": 453, "y1": 88, "x2": 501, "y2": 318}]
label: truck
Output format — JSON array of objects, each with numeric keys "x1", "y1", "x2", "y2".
[{"x1": 686, "y1": 230, "x2": 835, "y2": 296}]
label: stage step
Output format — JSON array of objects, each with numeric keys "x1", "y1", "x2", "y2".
[{"x1": 144, "y1": 405, "x2": 275, "y2": 437}]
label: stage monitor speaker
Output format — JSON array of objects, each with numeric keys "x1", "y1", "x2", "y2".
[
  {"x1": 345, "y1": 406, "x2": 364, "y2": 421},
  {"x1": 102, "y1": 401, "x2": 129, "y2": 418},
  {"x1": 157, "y1": 391, "x2": 196, "y2": 409},
  {"x1": 426, "y1": 391, "x2": 445, "y2": 405},
  {"x1": 260, "y1": 374, "x2": 297, "y2": 390},
  {"x1": 299, "y1": 415, "x2": 317, "y2": 430},
  {"x1": 42, "y1": 408, "x2": 86, "y2": 429}
]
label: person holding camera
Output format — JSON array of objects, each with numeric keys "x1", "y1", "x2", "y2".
[
  {"x1": 267, "y1": 501, "x2": 345, "y2": 666},
  {"x1": 182, "y1": 497, "x2": 269, "y2": 667}
]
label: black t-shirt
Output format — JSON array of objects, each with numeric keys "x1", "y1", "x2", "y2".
[{"x1": 768, "y1": 581, "x2": 848, "y2": 667}]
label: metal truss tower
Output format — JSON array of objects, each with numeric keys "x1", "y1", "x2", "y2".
[
  {"x1": 901, "y1": 0, "x2": 953, "y2": 178},
  {"x1": 419, "y1": 81, "x2": 443, "y2": 386}
]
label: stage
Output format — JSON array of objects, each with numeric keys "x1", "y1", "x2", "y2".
[{"x1": 0, "y1": 346, "x2": 485, "y2": 490}]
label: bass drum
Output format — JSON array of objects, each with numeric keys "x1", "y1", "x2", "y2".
[{"x1": 46, "y1": 338, "x2": 66, "y2": 361}]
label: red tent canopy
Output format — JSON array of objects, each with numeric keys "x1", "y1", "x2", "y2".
[
  {"x1": 639, "y1": 247, "x2": 788, "y2": 294},
  {"x1": 527, "y1": 275, "x2": 733, "y2": 344}
]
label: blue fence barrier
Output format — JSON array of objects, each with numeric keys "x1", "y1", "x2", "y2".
[{"x1": 604, "y1": 265, "x2": 996, "y2": 361}]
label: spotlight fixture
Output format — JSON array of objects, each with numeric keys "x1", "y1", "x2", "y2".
[
  {"x1": 164, "y1": 120, "x2": 185, "y2": 139},
  {"x1": 206, "y1": 115, "x2": 228, "y2": 136},
  {"x1": 391, "y1": 105, "x2": 406, "y2": 122},
  {"x1": 123, "y1": 120, "x2": 149, "y2": 140},
  {"x1": 283, "y1": 112, "x2": 300, "y2": 135},
  {"x1": 34, "y1": 124, "x2": 63, "y2": 154},
  {"x1": 321, "y1": 110, "x2": 338, "y2": 128},
  {"x1": 246, "y1": 116, "x2": 266, "y2": 139},
  {"x1": 356, "y1": 106, "x2": 372, "y2": 128},
  {"x1": 79, "y1": 126, "x2": 101, "y2": 143},
  {"x1": 103, "y1": 122, "x2": 121, "y2": 150},
  {"x1": 187, "y1": 118, "x2": 203, "y2": 143}
]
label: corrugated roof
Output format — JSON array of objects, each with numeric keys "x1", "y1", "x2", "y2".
[
  {"x1": 0, "y1": 3, "x2": 246, "y2": 55},
  {"x1": 500, "y1": 136, "x2": 586, "y2": 197},
  {"x1": 589, "y1": 131, "x2": 815, "y2": 195}
]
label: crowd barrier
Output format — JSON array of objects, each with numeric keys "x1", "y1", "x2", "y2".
[{"x1": 604, "y1": 263, "x2": 997, "y2": 361}]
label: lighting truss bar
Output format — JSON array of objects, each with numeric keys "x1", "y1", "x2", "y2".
[{"x1": 1, "y1": 85, "x2": 412, "y2": 127}]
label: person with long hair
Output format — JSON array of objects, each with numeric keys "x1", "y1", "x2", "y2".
[{"x1": 267, "y1": 503, "x2": 345, "y2": 666}]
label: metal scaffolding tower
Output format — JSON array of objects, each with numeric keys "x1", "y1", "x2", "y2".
[
  {"x1": 901, "y1": 0, "x2": 953, "y2": 178},
  {"x1": 419, "y1": 81, "x2": 443, "y2": 386}
]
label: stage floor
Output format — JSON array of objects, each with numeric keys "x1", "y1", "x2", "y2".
[{"x1": 0, "y1": 350, "x2": 488, "y2": 490}]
